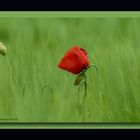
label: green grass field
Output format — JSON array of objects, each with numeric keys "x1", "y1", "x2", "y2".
[{"x1": 0, "y1": 17, "x2": 140, "y2": 122}]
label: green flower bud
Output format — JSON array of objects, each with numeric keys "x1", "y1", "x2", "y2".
[{"x1": 0, "y1": 42, "x2": 7, "y2": 55}]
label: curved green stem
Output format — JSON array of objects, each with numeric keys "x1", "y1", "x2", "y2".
[
  {"x1": 82, "y1": 64, "x2": 100, "y2": 121},
  {"x1": 87, "y1": 64, "x2": 103, "y2": 87},
  {"x1": 77, "y1": 64, "x2": 99, "y2": 121},
  {"x1": 88, "y1": 64, "x2": 105, "y2": 116},
  {"x1": 87, "y1": 64, "x2": 98, "y2": 74}
]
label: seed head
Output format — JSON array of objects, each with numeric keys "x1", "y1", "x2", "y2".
[{"x1": 0, "y1": 42, "x2": 7, "y2": 55}]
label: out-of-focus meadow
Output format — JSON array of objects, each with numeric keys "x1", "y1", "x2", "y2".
[{"x1": 0, "y1": 18, "x2": 140, "y2": 122}]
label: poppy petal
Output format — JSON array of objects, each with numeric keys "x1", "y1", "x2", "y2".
[{"x1": 58, "y1": 46, "x2": 90, "y2": 74}]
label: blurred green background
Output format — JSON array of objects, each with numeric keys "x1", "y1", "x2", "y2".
[{"x1": 0, "y1": 18, "x2": 140, "y2": 122}]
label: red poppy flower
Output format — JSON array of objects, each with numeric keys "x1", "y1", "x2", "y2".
[{"x1": 58, "y1": 46, "x2": 90, "y2": 74}]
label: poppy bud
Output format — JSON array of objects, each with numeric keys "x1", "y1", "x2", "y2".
[
  {"x1": 0, "y1": 42, "x2": 7, "y2": 55},
  {"x1": 58, "y1": 46, "x2": 90, "y2": 74}
]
